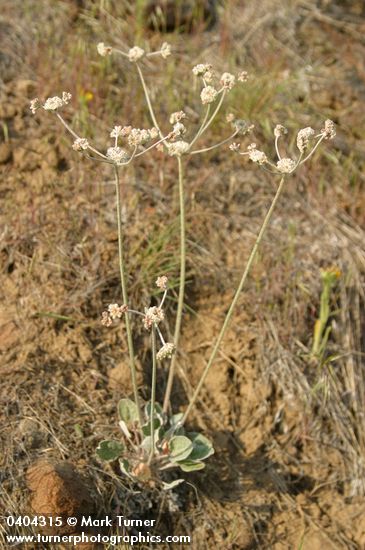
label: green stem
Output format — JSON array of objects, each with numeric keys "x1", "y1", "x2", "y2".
[
  {"x1": 114, "y1": 166, "x2": 143, "y2": 430},
  {"x1": 163, "y1": 156, "x2": 186, "y2": 412},
  {"x1": 149, "y1": 326, "x2": 157, "y2": 463},
  {"x1": 181, "y1": 176, "x2": 286, "y2": 425}
]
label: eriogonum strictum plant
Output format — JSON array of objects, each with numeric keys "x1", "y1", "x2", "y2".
[{"x1": 30, "y1": 40, "x2": 336, "y2": 488}]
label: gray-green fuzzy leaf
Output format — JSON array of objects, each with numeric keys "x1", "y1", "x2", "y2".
[
  {"x1": 96, "y1": 440, "x2": 124, "y2": 462},
  {"x1": 118, "y1": 398, "x2": 139, "y2": 426},
  {"x1": 169, "y1": 435, "x2": 193, "y2": 462},
  {"x1": 188, "y1": 433, "x2": 215, "y2": 461},
  {"x1": 178, "y1": 460, "x2": 205, "y2": 472}
]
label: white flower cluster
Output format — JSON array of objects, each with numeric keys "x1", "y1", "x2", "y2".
[
  {"x1": 97, "y1": 42, "x2": 112, "y2": 56},
  {"x1": 274, "y1": 124, "x2": 287, "y2": 138},
  {"x1": 110, "y1": 126, "x2": 123, "y2": 139},
  {"x1": 192, "y1": 63, "x2": 214, "y2": 82},
  {"x1": 172, "y1": 122, "x2": 186, "y2": 138},
  {"x1": 156, "y1": 275, "x2": 168, "y2": 290},
  {"x1": 237, "y1": 71, "x2": 249, "y2": 82},
  {"x1": 128, "y1": 46, "x2": 145, "y2": 62},
  {"x1": 201, "y1": 86, "x2": 218, "y2": 105},
  {"x1": 321, "y1": 119, "x2": 336, "y2": 140},
  {"x1": 108, "y1": 303, "x2": 128, "y2": 319},
  {"x1": 276, "y1": 157, "x2": 296, "y2": 173},
  {"x1": 160, "y1": 42, "x2": 172, "y2": 59},
  {"x1": 108, "y1": 126, "x2": 158, "y2": 151},
  {"x1": 31, "y1": 91, "x2": 72, "y2": 113},
  {"x1": 72, "y1": 138, "x2": 89, "y2": 151},
  {"x1": 296, "y1": 127, "x2": 315, "y2": 152},
  {"x1": 247, "y1": 144, "x2": 267, "y2": 165},
  {"x1": 220, "y1": 72, "x2": 235, "y2": 90},
  {"x1": 169, "y1": 111, "x2": 186, "y2": 125},
  {"x1": 156, "y1": 343, "x2": 175, "y2": 361},
  {"x1": 167, "y1": 141, "x2": 190, "y2": 156},
  {"x1": 106, "y1": 146, "x2": 130, "y2": 164},
  {"x1": 128, "y1": 127, "x2": 158, "y2": 147},
  {"x1": 30, "y1": 98, "x2": 40, "y2": 114},
  {"x1": 233, "y1": 119, "x2": 336, "y2": 175},
  {"x1": 143, "y1": 306, "x2": 165, "y2": 330},
  {"x1": 101, "y1": 303, "x2": 128, "y2": 327}
]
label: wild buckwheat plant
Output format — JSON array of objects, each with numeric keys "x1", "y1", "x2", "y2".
[{"x1": 30, "y1": 40, "x2": 335, "y2": 490}]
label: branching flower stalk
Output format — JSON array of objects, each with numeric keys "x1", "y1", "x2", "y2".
[
  {"x1": 113, "y1": 53, "x2": 251, "y2": 413},
  {"x1": 30, "y1": 92, "x2": 171, "y2": 434},
  {"x1": 180, "y1": 119, "x2": 336, "y2": 426}
]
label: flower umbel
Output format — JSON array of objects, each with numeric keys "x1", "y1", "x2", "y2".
[
  {"x1": 321, "y1": 119, "x2": 336, "y2": 140},
  {"x1": 156, "y1": 275, "x2": 168, "y2": 290},
  {"x1": 143, "y1": 307, "x2": 165, "y2": 330},
  {"x1": 220, "y1": 72, "x2": 236, "y2": 90},
  {"x1": 200, "y1": 86, "x2": 218, "y2": 105},
  {"x1": 276, "y1": 158, "x2": 296, "y2": 173},
  {"x1": 43, "y1": 96, "x2": 64, "y2": 111},
  {"x1": 29, "y1": 98, "x2": 40, "y2": 114},
  {"x1": 72, "y1": 138, "x2": 89, "y2": 151},
  {"x1": 157, "y1": 343, "x2": 175, "y2": 361},
  {"x1": 296, "y1": 127, "x2": 315, "y2": 152},
  {"x1": 128, "y1": 46, "x2": 145, "y2": 62},
  {"x1": 160, "y1": 42, "x2": 172, "y2": 59},
  {"x1": 106, "y1": 146, "x2": 130, "y2": 164},
  {"x1": 108, "y1": 303, "x2": 128, "y2": 319},
  {"x1": 97, "y1": 42, "x2": 112, "y2": 56}
]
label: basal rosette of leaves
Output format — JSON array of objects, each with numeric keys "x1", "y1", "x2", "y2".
[{"x1": 96, "y1": 398, "x2": 214, "y2": 490}]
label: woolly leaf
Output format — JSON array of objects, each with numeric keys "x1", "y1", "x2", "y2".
[
  {"x1": 118, "y1": 398, "x2": 139, "y2": 426},
  {"x1": 96, "y1": 440, "x2": 124, "y2": 462},
  {"x1": 168, "y1": 435, "x2": 193, "y2": 462}
]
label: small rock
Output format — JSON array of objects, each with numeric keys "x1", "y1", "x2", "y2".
[{"x1": 0, "y1": 142, "x2": 12, "y2": 164}]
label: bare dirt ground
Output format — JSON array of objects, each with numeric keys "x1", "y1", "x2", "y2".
[{"x1": 1, "y1": 1, "x2": 365, "y2": 548}]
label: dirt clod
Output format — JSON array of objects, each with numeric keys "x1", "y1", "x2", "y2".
[{"x1": 27, "y1": 460, "x2": 95, "y2": 534}]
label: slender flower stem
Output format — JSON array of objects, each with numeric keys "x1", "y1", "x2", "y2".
[
  {"x1": 136, "y1": 63, "x2": 163, "y2": 140},
  {"x1": 55, "y1": 113, "x2": 107, "y2": 159},
  {"x1": 275, "y1": 136, "x2": 282, "y2": 160},
  {"x1": 163, "y1": 156, "x2": 186, "y2": 412},
  {"x1": 299, "y1": 135, "x2": 325, "y2": 164},
  {"x1": 188, "y1": 105, "x2": 211, "y2": 150},
  {"x1": 199, "y1": 90, "x2": 226, "y2": 138},
  {"x1": 190, "y1": 129, "x2": 240, "y2": 156},
  {"x1": 180, "y1": 176, "x2": 286, "y2": 425},
  {"x1": 114, "y1": 166, "x2": 143, "y2": 430},
  {"x1": 148, "y1": 325, "x2": 157, "y2": 464}
]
